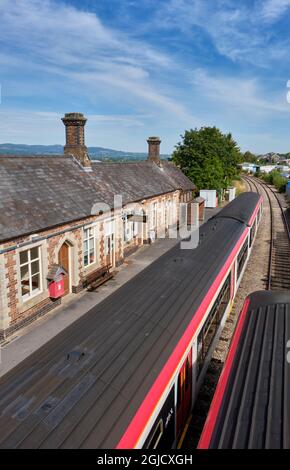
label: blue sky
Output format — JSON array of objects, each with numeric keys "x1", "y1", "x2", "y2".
[{"x1": 1, "y1": 0, "x2": 290, "y2": 153}]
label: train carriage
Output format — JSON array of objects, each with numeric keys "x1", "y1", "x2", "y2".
[
  {"x1": 0, "y1": 192, "x2": 262, "y2": 449},
  {"x1": 198, "y1": 290, "x2": 290, "y2": 449}
]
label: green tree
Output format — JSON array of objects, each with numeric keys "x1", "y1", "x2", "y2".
[
  {"x1": 243, "y1": 150, "x2": 257, "y2": 163},
  {"x1": 172, "y1": 127, "x2": 242, "y2": 190}
]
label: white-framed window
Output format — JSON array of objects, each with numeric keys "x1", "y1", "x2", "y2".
[
  {"x1": 150, "y1": 202, "x2": 157, "y2": 229},
  {"x1": 123, "y1": 216, "x2": 131, "y2": 242},
  {"x1": 168, "y1": 200, "x2": 173, "y2": 225},
  {"x1": 180, "y1": 202, "x2": 188, "y2": 227},
  {"x1": 165, "y1": 200, "x2": 171, "y2": 228},
  {"x1": 105, "y1": 217, "x2": 115, "y2": 237},
  {"x1": 83, "y1": 226, "x2": 95, "y2": 267},
  {"x1": 123, "y1": 213, "x2": 138, "y2": 243},
  {"x1": 20, "y1": 246, "x2": 42, "y2": 300},
  {"x1": 161, "y1": 200, "x2": 165, "y2": 224}
]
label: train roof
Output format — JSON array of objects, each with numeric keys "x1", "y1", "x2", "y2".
[
  {"x1": 0, "y1": 193, "x2": 261, "y2": 449},
  {"x1": 214, "y1": 191, "x2": 260, "y2": 224},
  {"x1": 199, "y1": 290, "x2": 290, "y2": 449}
]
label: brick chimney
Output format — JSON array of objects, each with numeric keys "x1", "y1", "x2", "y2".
[
  {"x1": 62, "y1": 113, "x2": 91, "y2": 168},
  {"x1": 147, "y1": 136, "x2": 161, "y2": 165}
]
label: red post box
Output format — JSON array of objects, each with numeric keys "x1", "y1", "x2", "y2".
[
  {"x1": 48, "y1": 277, "x2": 65, "y2": 299},
  {"x1": 47, "y1": 265, "x2": 67, "y2": 299}
]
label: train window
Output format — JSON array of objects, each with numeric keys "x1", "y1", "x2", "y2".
[
  {"x1": 146, "y1": 419, "x2": 164, "y2": 449},
  {"x1": 237, "y1": 239, "x2": 248, "y2": 279},
  {"x1": 185, "y1": 357, "x2": 191, "y2": 389},
  {"x1": 197, "y1": 274, "x2": 231, "y2": 378},
  {"x1": 177, "y1": 374, "x2": 182, "y2": 409},
  {"x1": 249, "y1": 219, "x2": 257, "y2": 247}
]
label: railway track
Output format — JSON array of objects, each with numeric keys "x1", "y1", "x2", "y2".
[{"x1": 243, "y1": 174, "x2": 290, "y2": 290}]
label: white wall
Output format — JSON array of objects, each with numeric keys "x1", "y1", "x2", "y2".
[{"x1": 200, "y1": 190, "x2": 217, "y2": 208}]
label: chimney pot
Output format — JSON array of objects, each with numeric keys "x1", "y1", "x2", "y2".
[
  {"x1": 62, "y1": 113, "x2": 91, "y2": 168},
  {"x1": 147, "y1": 136, "x2": 161, "y2": 165}
]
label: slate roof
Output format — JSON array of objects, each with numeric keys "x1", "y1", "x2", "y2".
[
  {"x1": 0, "y1": 193, "x2": 260, "y2": 449},
  {"x1": 0, "y1": 155, "x2": 195, "y2": 243}
]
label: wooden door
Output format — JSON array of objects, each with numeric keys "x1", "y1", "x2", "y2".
[
  {"x1": 176, "y1": 350, "x2": 192, "y2": 440},
  {"x1": 58, "y1": 243, "x2": 70, "y2": 295}
]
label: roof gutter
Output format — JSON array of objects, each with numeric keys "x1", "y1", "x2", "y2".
[{"x1": 0, "y1": 221, "x2": 89, "y2": 255}]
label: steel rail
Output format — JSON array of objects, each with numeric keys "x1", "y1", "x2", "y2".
[
  {"x1": 242, "y1": 175, "x2": 273, "y2": 290},
  {"x1": 254, "y1": 176, "x2": 290, "y2": 240}
]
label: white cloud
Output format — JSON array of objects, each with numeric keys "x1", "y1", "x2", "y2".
[
  {"x1": 0, "y1": 0, "x2": 195, "y2": 123},
  {"x1": 261, "y1": 0, "x2": 290, "y2": 21},
  {"x1": 0, "y1": 109, "x2": 63, "y2": 142},
  {"x1": 237, "y1": 130, "x2": 290, "y2": 154},
  {"x1": 88, "y1": 114, "x2": 145, "y2": 127},
  {"x1": 157, "y1": 0, "x2": 290, "y2": 65},
  {"x1": 68, "y1": 69, "x2": 196, "y2": 123},
  {"x1": 192, "y1": 68, "x2": 290, "y2": 114},
  {"x1": 0, "y1": 109, "x2": 150, "y2": 146}
]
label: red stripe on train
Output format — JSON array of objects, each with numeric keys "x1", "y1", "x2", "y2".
[
  {"x1": 197, "y1": 296, "x2": 250, "y2": 448},
  {"x1": 248, "y1": 195, "x2": 263, "y2": 226}
]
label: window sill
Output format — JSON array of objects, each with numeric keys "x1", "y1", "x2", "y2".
[
  {"x1": 83, "y1": 261, "x2": 99, "y2": 273},
  {"x1": 19, "y1": 289, "x2": 47, "y2": 313},
  {"x1": 22, "y1": 289, "x2": 43, "y2": 303}
]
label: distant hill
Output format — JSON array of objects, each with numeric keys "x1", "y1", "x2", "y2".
[{"x1": 0, "y1": 143, "x2": 170, "y2": 161}]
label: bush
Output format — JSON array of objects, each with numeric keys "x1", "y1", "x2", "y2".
[
  {"x1": 232, "y1": 175, "x2": 241, "y2": 181},
  {"x1": 261, "y1": 170, "x2": 287, "y2": 192}
]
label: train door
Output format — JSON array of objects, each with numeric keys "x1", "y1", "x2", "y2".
[{"x1": 176, "y1": 350, "x2": 192, "y2": 440}]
